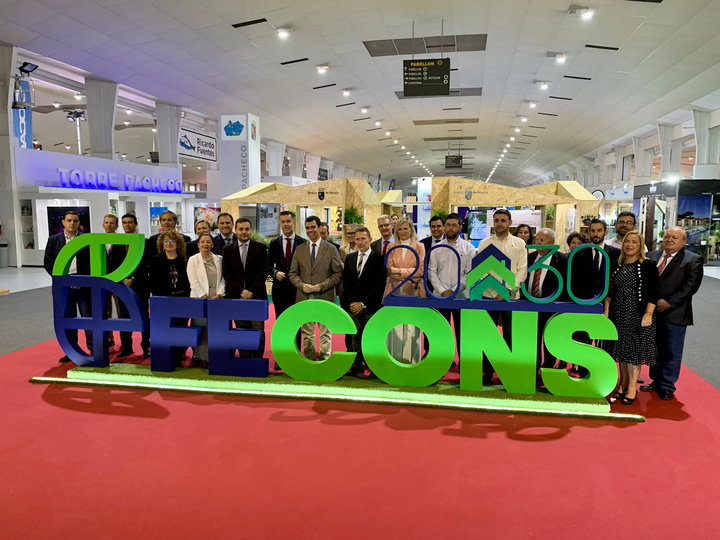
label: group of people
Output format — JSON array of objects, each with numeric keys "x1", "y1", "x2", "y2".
[{"x1": 45, "y1": 207, "x2": 703, "y2": 402}]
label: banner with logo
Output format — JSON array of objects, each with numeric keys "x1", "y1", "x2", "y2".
[
  {"x1": 219, "y1": 113, "x2": 261, "y2": 197},
  {"x1": 12, "y1": 79, "x2": 33, "y2": 149},
  {"x1": 178, "y1": 127, "x2": 217, "y2": 162}
]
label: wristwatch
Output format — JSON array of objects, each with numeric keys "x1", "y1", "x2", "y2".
[{"x1": 361, "y1": 303, "x2": 366, "y2": 310}]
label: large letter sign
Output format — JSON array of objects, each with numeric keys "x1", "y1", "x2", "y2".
[{"x1": 52, "y1": 234, "x2": 619, "y2": 401}]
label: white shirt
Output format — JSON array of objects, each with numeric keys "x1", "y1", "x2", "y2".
[
  {"x1": 64, "y1": 232, "x2": 78, "y2": 274},
  {"x1": 476, "y1": 234, "x2": 528, "y2": 299},
  {"x1": 428, "y1": 237, "x2": 475, "y2": 299}
]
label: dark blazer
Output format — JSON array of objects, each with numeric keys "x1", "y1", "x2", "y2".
[
  {"x1": 110, "y1": 238, "x2": 149, "y2": 296},
  {"x1": 222, "y1": 239, "x2": 269, "y2": 300},
  {"x1": 43, "y1": 232, "x2": 90, "y2": 276},
  {"x1": 186, "y1": 239, "x2": 200, "y2": 258},
  {"x1": 341, "y1": 250, "x2": 386, "y2": 314},
  {"x1": 647, "y1": 248, "x2": 703, "y2": 326},
  {"x1": 571, "y1": 243, "x2": 621, "y2": 300},
  {"x1": 524, "y1": 251, "x2": 568, "y2": 300},
  {"x1": 289, "y1": 239, "x2": 342, "y2": 302},
  {"x1": 371, "y1": 237, "x2": 393, "y2": 257},
  {"x1": 149, "y1": 254, "x2": 190, "y2": 297},
  {"x1": 213, "y1": 233, "x2": 237, "y2": 256},
  {"x1": 268, "y1": 234, "x2": 307, "y2": 300},
  {"x1": 420, "y1": 236, "x2": 443, "y2": 292},
  {"x1": 608, "y1": 259, "x2": 659, "y2": 316}
]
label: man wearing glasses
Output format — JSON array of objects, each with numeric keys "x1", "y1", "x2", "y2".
[
  {"x1": 608, "y1": 211, "x2": 647, "y2": 252},
  {"x1": 371, "y1": 215, "x2": 395, "y2": 257}
]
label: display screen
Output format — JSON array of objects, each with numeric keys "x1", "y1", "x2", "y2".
[{"x1": 47, "y1": 206, "x2": 91, "y2": 236}]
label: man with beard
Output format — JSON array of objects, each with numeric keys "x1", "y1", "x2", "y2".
[{"x1": 608, "y1": 211, "x2": 646, "y2": 252}]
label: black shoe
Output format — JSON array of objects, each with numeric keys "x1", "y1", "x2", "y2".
[
  {"x1": 273, "y1": 362, "x2": 282, "y2": 371},
  {"x1": 640, "y1": 383, "x2": 658, "y2": 393},
  {"x1": 142, "y1": 348, "x2": 151, "y2": 358},
  {"x1": 116, "y1": 348, "x2": 133, "y2": 358},
  {"x1": 58, "y1": 355, "x2": 71, "y2": 363},
  {"x1": 658, "y1": 389, "x2": 675, "y2": 400},
  {"x1": 482, "y1": 375, "x2": 494, "y2": 386}
]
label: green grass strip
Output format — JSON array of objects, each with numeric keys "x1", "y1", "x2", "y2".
[{"x1": 29, "y1": 364, "x2": 643, "y2": 421}]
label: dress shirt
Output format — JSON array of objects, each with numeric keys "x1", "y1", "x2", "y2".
[
  {"x1": 428, "y1": 237, "x2": 475, "y2": 299},
  {"x1": 608, "y1": 236, "x2": 648, "y2": 252},
  {"x1": 64, "y1": 232, "x2": 78, "y2": 274},
  {"x1": 477, "y1": 234, "x2": 528, "y2": 299},
  {"x1": 356, "y1": 249, "x2": 370, "y2": 274},
  {"x1": 238, "y1": 241, "x2": 249, "y2": 265}
]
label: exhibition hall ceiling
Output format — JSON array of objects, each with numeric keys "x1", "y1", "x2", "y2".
[{"x1": 2, "y1": 0, "x2": 720, "y2": 186}]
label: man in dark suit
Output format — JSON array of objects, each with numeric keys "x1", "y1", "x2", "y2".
[
  {"x1": 146, "y1": 210, "x2": 190, "y2": 260},
  {"x1": 289, "y1": 216, "x2": 343, "y2": 361},
  {"x1": 642, "y1": 226, "x2": 704, "y2": 400},
  {"x1": 102, "y1": 214, "x2": 124, "y2": 348},
  {"x1": 114, "y1": 213, "x2": 151, "y2": 359},
  {"x1": 524, "y1": 228, "x2": 567, "y2": 375},
  {"x1": 341, "y1": 226, "x2": 386, "y2": 375},
  {"x1": 222, "y1": 218, "x2": 270, "y2": 357},
  {"x1": 569, "y1": 218, "x2": 621, "y2": 377},
  {"x1": 371, "y1": 214, "x2": 395, "y2": 257},
  {"x1": 44, "y1": 210, "x2": 92, "y2": 363},
  {"x1": 420, "y1": 215, "x2": 445, "y2": 355},
  {"x1": 320, "y1": 222, "x2": 340, "y2": 250},
  {"x1": 212, "y1": 212, "x2": 237, "y2": 255}
]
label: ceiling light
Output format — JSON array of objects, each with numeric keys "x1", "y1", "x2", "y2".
[
  {"x1": 415, "y1": 160, "x2": 419, "y2": 163},
  {"x1": 277, "y1": 27, "x2": 292, "y2": 39},
  {"x1": 152, "y1": 128, "x2": 157, "y2": 132},
  {"x1": 406, "y1": 151, "x2": 410, "y2": 155},
  {"x1": 401, "y1": 146, "x2": 405, "y2": 150},
  {"x1": 411, "y1": 155, "x2": 415, "y2": 159},
  {"x1": 197, "y1": 166, "x2": 202, "y2": 169},
  {"x1": 556, "y1": 55, "x2": 567, "y2": 64},
  {"x1": 182, "y1": 163, "x2": 187, "y2": 167},
  {"x1": 419, "y1": 162, "x2": 423, "y2": 166},
  {"x1": 520, "y1": 116, "x2": 528, "y2": 122},
  {"x1": 533, "y1": 80, "x2": 550, "y2": 90},
  {"x1": 316, "y1": 64, "x2": 329, "y2": 73},
  {"x1": 393, "y1": 140, "x2": 398, "y2": 144},
  {"x1": 514, "y1": 127, "x2": 521, "y2": 133},
  {"x1": 18, "y1": 61, "x2": 39, "y2": 75},
  {"x1": 510, "y1": 137, "x2": 515, "y2": 141},
  {"x1": 503, "y1": 149, "x2": 507, "y2": 153},
  {"x1": 65, "y1": 145, "x2": 71, "y2": 149},
  {"x1": 52, "y1": 102, "x2": 60, "y2": 108},
  {"x1": 385, "y1": 131, "x2": 391, "y2": 136},
  {"x1": 689, "y1": 157, "x2": 694, "y2": 160},
  {"x1": 568, "y1": 6, "x2": 594, "y2": 20},
  {"x1": 343, "y1": 89, "x2": 351, "y2": 97},
  {"x1": 123, "y1": 121, "x2": 130, "y2": 126},
  {"x1": 506, "y1": 143, "x2": 511, "y2": 147},
  {"x1": 360, "y1": 107, "x2": 368, "y2": 114},
  {"x1": 529, "y1": 101, "x2": 537, "y2": 109},
  {"x1": 147, "y1": 159, "x2": 151, "y2": 162},
  {"x1": 74, "y1": 94, "x2": 83, "y2": 100},
  {"x1": 126, "y1": 109, "x2": 132, "y2": 115},
  {"x1": 582, "y1": 10, "x2": 594, "y2": 20},
  {"x1": 375, "y1": 121, "x2": 381, "y2": 127}
]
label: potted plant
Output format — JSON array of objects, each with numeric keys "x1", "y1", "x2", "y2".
[
  {"x1": 343, "y1": 206, "x2": 364, "y2": 225},
  {"x1": 581, "y1": 215, "x2": 595, "y2": 226},
  {"x1": 700, "y1": 235, "x2": 709, "y2": 246},
  {"x1": 659, "y1": 230, "x2": 665, "y2": 238},
  {"x1": 431, "y1": 209, "x2": 448, "y2": 221}
]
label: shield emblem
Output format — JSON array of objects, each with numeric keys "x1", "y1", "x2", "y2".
[
  {"x1": 465, "y1": 189, "x2": 473, "y2": 200},
  {"x1": 318, "y1": 187, "x2": 325, "y2": 201}
]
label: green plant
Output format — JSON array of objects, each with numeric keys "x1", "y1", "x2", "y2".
[
  {"x1": 545, "y1": 206, "x2": 555, "y2": 221},
  {"x1": 659, "y1": 230, "x2": 665, "y2": 238},
  {"x1": 343, "y1": 206, "x2": 364, "y2": 225},
  {"x1": 700, "y1": 235, "x2": 709, "y2": 243},
  {"x1": 251, "y1": 230, "x2": 271, "y2": 245},
  {"x1": 431, "y1": 208, "x2": 448, "y2": 221},
  {"x1": 581, "y1": 214, "x2": 595, "y2": 226}
]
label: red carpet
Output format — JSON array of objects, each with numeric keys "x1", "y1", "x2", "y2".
[{"x1": 2, "y1": 323, "x2": 720, "y2": 538}]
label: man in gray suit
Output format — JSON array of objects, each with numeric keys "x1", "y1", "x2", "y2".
[{"x1": 289, "y1": 215, "x2": 343, "y2": 360}]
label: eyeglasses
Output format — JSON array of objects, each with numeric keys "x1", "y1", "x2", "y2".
[
  {"x1": 163, "y1": 239, "x2": 177, "y2": 244},
  {"x1": 617, "y1": 220, "x2": 635, "y2": 225}
]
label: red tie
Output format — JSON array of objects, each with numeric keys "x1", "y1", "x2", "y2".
[
  {"x1": 658, "y1": 254, "x2": 671, "y2": 276},
  {"x1": 382, "y1": 240, "x2": 388, "y2": 256},
  {"x1": 531, "y1": 270, "x2": 542, "y2": 297},
  {"x1": 285, "y1": 237, "x2": 292, "y2": 265}
]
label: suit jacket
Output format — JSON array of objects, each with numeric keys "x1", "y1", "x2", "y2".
[
  {"x1": 186, "y1": 239, "x2": 200, "y2": 258},
  {"x1": 213, "y1": 233, "x2": 237, "y2": 256},
  {"x1": 43, "y1": 232, "x2": 90, "y2": 276},
  {"x1": 608, "y1": 259, "x2": 659, "y2": 316},
  {"x1": 222, "y1": 240, "x2": 269, "y2": 300},
  {"x1": 570, "y1": 243, "x2": 620, "y2": 300},
  {"x1": 383, "y1": 241, "x2": 426, "y2": 298},
  {"x1": 647, "y1": 248, "x2": 703, "y2": 326},
  {"x1": 341, "y1": 250, "x2": 386, "y2": 314},
  {"x1": 109, "y1": 237, "x2": 149, "y2": 297},
  {"x1": 524, "y1": 251, "x2": 568, "y2": 301},
  {"x1": 419, "y1": 236, "x2": 443, "y2": 292},
  {"x1": 188, "y1": 253, "x2": 226, "y2": 298},
  {"x1": 371, "y1": 237, "x2": 394, "y2": 257},
  {"x1": 268, "y1": 234, "x2": 307, "y2": 299},
  {"x1": 289, "y1": 239, "x2": 342, "y2": 302}
]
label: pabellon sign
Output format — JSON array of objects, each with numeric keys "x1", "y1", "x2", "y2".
[{"x1": 51, "y1": 235, "x2": 619, "y2": 400}]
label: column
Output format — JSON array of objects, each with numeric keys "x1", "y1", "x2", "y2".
[
  {"x1": 156, "y1": 102, "x2": 182, "y2": 168},
  {"x1": 657, "y1": 123, "x2": 683, "y2": 181},
  {"x1": 0, "y1": 44, "x2": 20, "y2": 266},
  {"x1": 632, "y1": 136, "x2": 653, "y2": 185},
  {"x1": 305, "y1": 154, "x2": 321, "y2": 181},
  {"x1": 85, "y1": 78, "x2": 118, "y2": 160},
  {"x1": 287, "y1": 148, "x2": 305, "y2": 177},
  {"x1": 333, "y1": 163, "x2": 346, "y2": 178},
  {"x1": 692, "y1": 109, "x2": 720, "y2": 179},
  {"x1": 218, "y1": 113, "x2": 261, "y2": 197}
]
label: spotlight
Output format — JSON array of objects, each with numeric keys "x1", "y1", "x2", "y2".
[
  {"x1": 182, "y1": 163, "x2": 187, "y2": 167},
  {"x1": 385, "y1": 131, "x2": 391, "y2": 136},
  {"x1": 503, "y1": 149, "x2": 507, "y2": 153},
  {"x1": 415, "y1": 160, "x2": 418, "y2": 163},
  {"x1": 360, "y1": 107, "x2": 368, "y2": 114},
  {"x1": 18, "y1": 62, "x2": 39, "y2": 75},
  {"x1": 316, "y1": 64, "x2": 329, "y2": 73},
  {"x1": 123, "y1": 121, "x2": 130, "y2": 126},
  {"x1": 375, "y1": 121, "x2": 381, "y2": 127},
  {"x1": 393, "y1": 140, "x2": 398, "y2": 144},
  {"x1": 506, "y1": 143, "x2": 511, "y2": 147},
  {"x1": 197, "y1": 166, "x2": 202, "y2": 170},
  {"x1": 401, "y1": 146, "x2": 405, "y2": 150},
  {"x1": 529, "y1": 101, "x2": 537, "y2": 109},
  {"x1": 343, "y1": 89, "x2": 351, "y2": 97},
  {"x1": 406, "y1": 151, "x2": 410, "y2": 155},
  {"x1": 152, "y1": 128, "x2": 157, "y2": 132},
  {"x1": 126, "y1": 109, "x2": 132, "y2": 115},
  {"x1": 581, "y1": 10, "x2": 594, "y2": 20},
  {"x1": 510, "y1": 136, "x2": 515, "y2": 141},
  {"x1": 277, "y1": 27, "x2": 292, "y2": 39},
  {"x1": 74, "y1": 93, "x2": 83, "y2": 100},
  {"x1": 520, "y1": 116, "x2": 528, "y2": 122},
  {"x1": 540, "y1": 82, "x2": 549, "y2": 90},
  {"x1": 411, "y1": 155, "x2": 415, "y2": 159},
  {"x1": 52, "y1": 102, "x2": 60, "y2": 108},
  {"x1": 65, "y1": 145, "x2": 71, "y2": 149},
  {"x1": 547, "y1": 52, "x2": 567, "y2": 63},
  {"x1": 514, "y1": 127, "x2": 521, "y2": 133}
]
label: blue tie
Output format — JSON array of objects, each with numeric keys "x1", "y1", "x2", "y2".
[{"x1": 311, "y1": 243, "x2": 316, "y2": 266}]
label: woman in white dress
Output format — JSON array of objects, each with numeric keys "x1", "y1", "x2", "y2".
[
  {"x1": 187, "y1": 232, "x2": 225, "y2": 367},
  {"x1": 383, "y1": 217, "x2": 426, "y2": 364}
]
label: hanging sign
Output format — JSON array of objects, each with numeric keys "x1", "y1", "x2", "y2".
[{"x1": 403, "y1": 58, "x2": 451, "y2": 97}]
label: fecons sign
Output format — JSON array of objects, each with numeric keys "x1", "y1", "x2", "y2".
[{"x1": 51, "y1": 235, "x2": 619, "y2": 400}]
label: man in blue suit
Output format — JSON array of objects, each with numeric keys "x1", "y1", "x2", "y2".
[
  {"x1": 44, "y1": 210, "x2": 92, "y2": 363},
  {"x1": 642, "y1": 227, "x2": 704, "y2": 400}
]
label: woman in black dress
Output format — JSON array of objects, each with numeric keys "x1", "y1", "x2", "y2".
[
  {"x1": 603, "y1": 230, "x2": 659, "y2": 404},
  {"x1": 149, "y1": 230, "x2": 191, "y2": 365}
]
